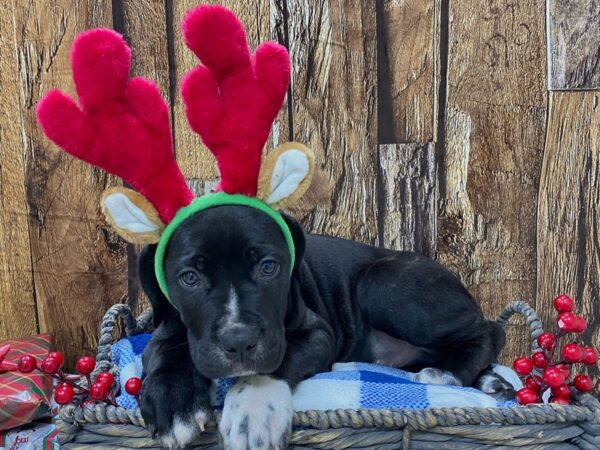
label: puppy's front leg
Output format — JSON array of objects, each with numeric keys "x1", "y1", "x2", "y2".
[
  {"x1": 219, "y1": 311, "x2": 333, "y2": 450},
  {"x1": 141, "y1": 327, "x2": 211, "y2": 449}
]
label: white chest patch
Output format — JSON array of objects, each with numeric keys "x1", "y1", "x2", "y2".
[{"x1": 219, "y1": 375, "x2": 293, "y2": 450}]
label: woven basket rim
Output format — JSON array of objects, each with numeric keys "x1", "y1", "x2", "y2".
[{"x1": 58, "y1": 300, "x2": 600, "y2": 432}]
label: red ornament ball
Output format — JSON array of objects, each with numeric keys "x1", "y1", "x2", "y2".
[
  {"x1": 550, "y1": 397, "x2": 570, "y2": 405},
  {"x1": 95, "y1": 372, "x2": 115, "y2": 388},
  {"x1": 48, "y1": 351, "x2": 64, "y2": 367},
  {"x1": 525, "y1": 376, "x2": 542, "y2": 393},
  {"x1": 531, "y1": 351, "x2": 548, "y2": 368},
  {"x1": 562, "y1": 343, "x2": 583, "y2": 363},
  {"x1": 54, "y1": 384, "x2": 75, "y2": 405},
  {"x1": 17, "y1": 355, "x2": 37, "y2": 373},
  {"x1": 551, "y1": 384, "x2": 571, "y2": 400},
  {"x1": 537, "y1": 333, "x2": 555, "y2": 351},
  {"x1": 515, "y1": 387, "x2": 539, "y2": 405},
  {"x1": 40, "y1": 357, "x2": 61, "y2": 374},
  {"x1": 124, "y1": 377, "x2": 142, "y2": 396},
  {"x1": 557, "y1": 312, "x2": 578, "y2": 332},
  {"x1": 582, "y1": 347, "x2": 599, "y2": 365},
  {"x1": 513, "y1": 357, "x2": 534, "y2": 375},
  {"x1": 88, "y1": 382, "x2": 109, "y2": 401},
  {"x1": 553, "y1": 295, "x2": 574, "y2": 312},
  {"x1": 573, "y1": 316, "x2": 587, "y2": 333},
  {"x1": 573, "y1": 374, "x2": 594, "y2": 393},
  {"x1": 543, "y1": 367, "x2": 566, "y2": 388},
  {"x1": 75, "y1": 356, "x2": 96, "y2": 375},
  {"x1": 555, "y1": 363, "x2": 571, "y2": 379}
]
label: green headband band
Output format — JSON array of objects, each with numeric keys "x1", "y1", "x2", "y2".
[{"x1": 154, "y1": 192, "x2": 295, "y2": 303}]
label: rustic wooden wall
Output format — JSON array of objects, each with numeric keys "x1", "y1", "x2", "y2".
[{"x1": 0, "y1": 0, "x2": 598, "y2": 389}]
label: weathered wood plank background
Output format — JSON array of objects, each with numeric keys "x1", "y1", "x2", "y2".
[{"x1": 1, "y1": 0, "x2": 599, "y2": 391}]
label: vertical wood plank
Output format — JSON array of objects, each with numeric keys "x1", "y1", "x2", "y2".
[
  {"x1": 118, "y1": 0, "x2": 170, "y2": 316},
  {"x1": 287, "y1": 0, "x2": 378, "y2": 244},
  {"x1": 537, "y1": 91, "x2": 600, "y2": 394},
  {"x1": 0, "y1": 7, "x2": 38, "y2": 340},
  {"x1": 378, "y1": 0, "x2": 435, "y2": 143},
  {"x1": 436, "y1": 0, "x2": 547, "y2": 363},
  {"x1": 547, "y1": 0, "x2": 600, "y2": 90},
  {"x1": 16, "y1": 0, "x2": 128, "y2": 367},
  {"x1": 379, "y1": 143, "x2": 436, "y2": 257},
  {"x1": 171, "y1": 0, "x2": 285, "y2": 179}
]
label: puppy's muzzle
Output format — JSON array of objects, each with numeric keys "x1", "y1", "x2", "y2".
[{"x1": 220, "y1": 324, "x2": 260, "y2": 362}]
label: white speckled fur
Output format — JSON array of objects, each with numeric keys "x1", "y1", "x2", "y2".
[{"x1": 219, "y1": 375, "x2": 293, "y2": 450}]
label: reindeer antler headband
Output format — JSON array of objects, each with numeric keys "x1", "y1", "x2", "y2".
[{"x1": 36, "y1": 5, "x2": 315, "y2": 303}]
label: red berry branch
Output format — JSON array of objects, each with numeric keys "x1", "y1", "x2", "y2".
[
  {"x1": 512, "y1": 294, "x2": 598, "y2": 405},
  {"x1": 2, "y1": 349, "x2": 143, "y2": 407}
]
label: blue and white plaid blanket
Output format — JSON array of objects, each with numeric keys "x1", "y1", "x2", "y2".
[{"x1": 112, "y1": 334, "x2": 519, "y2": 411}]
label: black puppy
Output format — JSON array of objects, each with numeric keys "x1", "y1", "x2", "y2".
[{"x1": 140, "y1": 205, "x2": 510, "y2": 449}]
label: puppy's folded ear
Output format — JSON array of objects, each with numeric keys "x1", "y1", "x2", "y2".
[
  {"x1": 280, "y1": 212, "x2": 305, "y2": 273},
  {"x1": 138, "y1": 245, "x2": 178, "y2": 328}
]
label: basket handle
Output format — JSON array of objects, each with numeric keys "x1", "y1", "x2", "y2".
[
  {"x1": 93, "y1": 303, "x2": 153, "y2": 375},
  {"x1": 496, "y1": 301, "x2": 544, "y2": 353}
]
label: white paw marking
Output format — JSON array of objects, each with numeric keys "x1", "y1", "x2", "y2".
[
  {"x1": 159, "y1": 409, "x2": 208, "y2": 449},
  {"x1": 414, "y1": 367, "x2": 462, "y2": 386},
  {"x1": 219, "y1": 375, "x2": 292, "y2": 450}
]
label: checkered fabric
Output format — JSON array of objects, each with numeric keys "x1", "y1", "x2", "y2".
[{"x1": 0, "y1": 334, "x2": 53, "y2": 431}]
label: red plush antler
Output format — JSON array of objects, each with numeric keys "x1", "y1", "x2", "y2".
[
  {"x1": 180, "y1": 5, "x2": 291, "y2": 196},
  {"x1": 36, "y1": 29, "x2": 194, "y2": 223}
]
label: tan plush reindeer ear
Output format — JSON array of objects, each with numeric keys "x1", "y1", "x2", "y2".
[
  {"x1": 100, "y1": 187, "x2": 165, "y2": 244},
  {"x1": 257, "y1": 142, "x2": 315, "y2": 209}
]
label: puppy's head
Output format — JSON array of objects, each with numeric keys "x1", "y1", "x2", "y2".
[{"x1": 161, "y1": 205, "x2": 304, "y2": 379}]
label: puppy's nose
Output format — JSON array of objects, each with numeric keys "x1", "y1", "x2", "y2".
[{"x1": 221, "y1": 325, "x2": 259, "y2": 359}]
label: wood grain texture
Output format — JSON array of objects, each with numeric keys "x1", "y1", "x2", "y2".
[
  {"x1": 379, "y1": 143, "x2": 436, "y2": 257},
  {"x1": 378, "y1": 0, "x2": 435, "y2": 143},
  {"x1": 547, "y1": 0, "x2": 600, "y2": 90},
  {"x1": 15, "y1": 0, "x2": 129, "y2": 367},
  {"x1": 0, "y1": 6, "x2": 38, "y2": 340},
  {"x1": 171, "y1": 0, "x2": 286, "y2": 179},
  {"x1": 287, "y1": 0, "x2": 378, "y2": 244},
  {"x1": 537, "y1": 91, "x2": 600, "y2": 393},
  {"x1": 436, "y1": 0, "x2": 547, "y2": 364},
  {"x1": 119, "y1": 0, "x2": 170, "y2": 317}
]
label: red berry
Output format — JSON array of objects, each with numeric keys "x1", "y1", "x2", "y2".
[
  {"x1": 525, "y1": 376, "x2": 542, "y2": 393},
  {"x1": 555, "y1": 363, "x2": 571, "y2": 379},
  {"x1": 551, "y1": 384, "x2": 571, "y2": 400},
  {"x1": 515, "y1": 387, "x2": 539, "y2": 405},
  {"x1": 550, "y1": 397, "x2": 570, "y2": 405},
  {"x1": 48, "y1": 352, "x2": 64, "y2": 367},
  {"x1": 553, "y1": 295, "x2": 574, "y2": 312},
  {"x1": 562, "y1": 343, "x2": 583, "y2": 363},
  {"x1": 543, "y1": 367, "x2": 566, "y2": 388},
  {"x1": 75, "y1": 356, "x2": 96, "y2": 375},
  {"x1": 557, "y1": 312, "x2": 578, "y2": 331},
  {"x1": 125, "y1": 377, "x2": 142, "y2": 396},
  {"x1": 531, "y1": 351, "x2": 548, "y2": 368},
  {"x1": 573, "y1": 316, "x2": 587, "y2": 333},
  {"x1": 537, "y1": 333, "x2": 555, "y2": 351},
  {"x1": 513, "y1": 357, "x2": 534, "y2": 375},
  {"x1": 88, "y1": 382, "x2": 109, "y2": 401},
  {"x1": 95, "y1": 372, "x2": 115, "y2": 388},
  {"x1": 572, "y1": 374, "x2": 594, "y2": 393},
  {"x1": 40, "y1": 357, "x2": 61, "y2": 374},
  {"x1": 582, "y1": 347, "x2": 599, "y2": 365},
  {"x1": 53, "y1": 384, "x2": 75, "y2": 405},
  {"x1": 17, "y1": 355, "x2": 37, "y2": 373}
]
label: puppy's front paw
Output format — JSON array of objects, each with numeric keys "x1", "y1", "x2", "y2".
[
  {"x1": 219, "y1": 375, "x2": 292, "y2": 450},
  {"x1": 414, "y1": 367, "x2": 462, "y2": 386},
  {"x1": 141, "y1": 372, "x2": 210, "y2": 449}
]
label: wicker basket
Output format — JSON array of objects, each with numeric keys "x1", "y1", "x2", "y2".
[{"x1": 56, "y1": 302, "x2": 600, "y2": 449}]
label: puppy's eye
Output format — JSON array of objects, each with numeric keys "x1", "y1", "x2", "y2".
[
  {"x1": 260, "y1": 260, "x2": 279, "y2": 276},
  {"x1": 180, "y1": 271, "x2": 200, "y2": 286}
]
